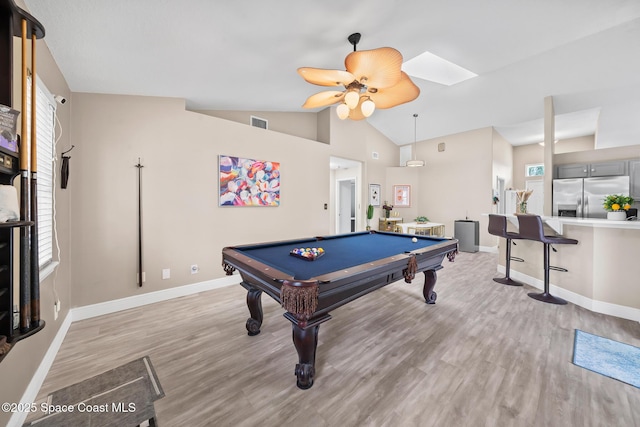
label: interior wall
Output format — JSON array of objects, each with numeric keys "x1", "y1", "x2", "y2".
[
  {"x1": 68, "y1": 93, "x2": 400, "y2": 308},
  {"x1": 554, "y1": 143, "x2": 640, "y2": 165},
  {"x1": 386, "y1": 167, "x2": 420, "y2": 223},
  {"x1": 198, "y1": 110, "x2": 319, "y2": 142},
  {"x1": 491, "y1": 128, "x2": 514, "y2": 211},
  {"x1": 414, "y1": 127, "x2": 494, "y2": 246},
  {"x1": 0, "y1": 0, "x2": 73, "y2": 424},
  {"x1": 328, "y1": 110, "x2": 400, "y2": 225}
]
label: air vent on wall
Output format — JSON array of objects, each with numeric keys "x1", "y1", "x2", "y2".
[{"x1": 250, "y1": 116, "x2": 268, "y2": 129}]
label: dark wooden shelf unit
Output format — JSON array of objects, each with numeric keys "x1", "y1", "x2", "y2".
[{"x1": 0, "y1": 0, "x2": 46, "y2": 362}]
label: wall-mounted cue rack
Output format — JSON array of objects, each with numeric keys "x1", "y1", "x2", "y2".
[{"x1": 0, "y1": 0, "x2": 46, "y2": 362}]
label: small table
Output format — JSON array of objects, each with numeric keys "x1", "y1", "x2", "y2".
[
  {"x1": 379, "y1": 217, "x2": 403, "y2": 231},
  {"x1": 398, "y1": 222, "x2": 445, "y2": 237},
  {"x1": 222, "y1": 231, "x2": 458, "y2": 389}
]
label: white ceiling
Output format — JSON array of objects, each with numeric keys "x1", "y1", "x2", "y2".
[{"x1": 24, "y1": 0, "x2": 640, "y2": 148}]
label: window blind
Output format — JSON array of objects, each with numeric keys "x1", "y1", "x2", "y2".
[{"x1": 26, "y1": 76, "x2": 55, "y2": 268}]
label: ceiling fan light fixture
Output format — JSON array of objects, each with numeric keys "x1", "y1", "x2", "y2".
[
  {"x1": 336, "y1": 103, "x2": 350, "y2": 120},
  {"x1": 298, "y1": 33, "x2": 420, "y2": 120},
  {"x1": 344, "y1": 90, "x2": 360, "y2": 109},
  {"x1": 361, "y1": 98, "x2": 376, "y2": 117}
]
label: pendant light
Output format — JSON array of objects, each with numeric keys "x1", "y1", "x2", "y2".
[{"x1": 406, "y1": 113, "x2": 425, "y2": 167}]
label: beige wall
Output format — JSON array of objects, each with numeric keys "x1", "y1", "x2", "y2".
[
  {"x1": 554, "y1": 143, "x2": 640, "y2": 165},
  {"x1": 513, "y1": 135, "x2": 595, "y2": 190},
  {"x1": 0, "y1": 1, "x2": 73, "y2": 424},
  {"x1": 412, "y1": 127, "x2": 494, "y2": 246},
  {"x1": 199, "y1": 110, "x2": 320, "y2": 142},
  {"x1": 67, "y1": 94, "x2": 400, "y2": 308}
]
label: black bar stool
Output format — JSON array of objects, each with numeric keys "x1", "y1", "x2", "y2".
[
  {"x1": 488, "y1": 214, "x2": 524, "y2": 286},
  {"x1": 516, "y1": 214, "x2": 578, "y2": 305}
]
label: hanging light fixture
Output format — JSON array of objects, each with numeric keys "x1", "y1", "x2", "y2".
[
  {"x1": 298, "y1": 33, "x2": 420, "y2": 121},
  {"x1": 406, "y1": 113, "x2": 425, "y2": 167}
]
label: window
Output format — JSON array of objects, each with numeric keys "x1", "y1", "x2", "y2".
[
  {"x1": 525, "y1": 163, "x2": 544, "y2": 177},
  {"x1": 26, "y1": 76, "x2": 55, "y2": 269}
]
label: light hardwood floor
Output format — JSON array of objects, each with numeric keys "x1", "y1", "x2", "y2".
[{"x1": 32, "y1": 252, "x2": 640, "y2": 426}]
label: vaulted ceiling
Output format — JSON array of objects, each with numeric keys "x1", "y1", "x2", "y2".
[{"x1": 25, "y1": 0, "x2": 640, "y2": 148}]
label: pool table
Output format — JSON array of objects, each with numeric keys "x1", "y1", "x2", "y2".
[{"x1": 222, "y1": 231, "x2": 458, "y2": 389}]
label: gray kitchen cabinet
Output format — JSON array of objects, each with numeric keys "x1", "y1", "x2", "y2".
[
  {"x1": 589, "y1": 160, "x2": 626, "y2": 177},
  {"x1": 630, "y1": 160, "x2": 640, "y2": 200},
  {"x1": 556, "y1": 160, "x2": 626, "y2": 179},
  {"x1": 556, "y1": 163, "x2": 589, "y2": 179}
]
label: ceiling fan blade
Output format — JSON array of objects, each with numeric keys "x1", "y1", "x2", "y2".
[
  {"x1": 345, "y1": 47, "x2": 403, "y2": 89},
  {"x1": 369, "y1": 72, "x2": 420, "y2": 109},
  {"x1": 297, "y1": 68, "x2": 355, "y2": 86},
  {"x1": 302, "y1": 90, "x2": 345, "y2": 108}
]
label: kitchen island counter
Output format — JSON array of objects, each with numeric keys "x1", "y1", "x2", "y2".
[{"x1": 495, "y1": 215, "x2": 640, "y2": 322}]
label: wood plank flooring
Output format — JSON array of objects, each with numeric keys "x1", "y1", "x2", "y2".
[{"x1": 30, "y1": 252, "x2": 640, "y2": 426}]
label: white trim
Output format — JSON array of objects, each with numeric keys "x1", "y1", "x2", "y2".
[
  {"x1": 39, "y1": 261, "x2": 59, "y2": 282},
  {"x1": 497, "y1": 265, "x2": 640, "y2": 322},
  {"x1": 73, "y1": 275, "x2": 240, "y2": 321},
  {"x1": 9, "y1": 312, "x2": 72, "y2": 427},
  {"x1": 10, "y1": 275, "x2": 241, "y2": 426}
]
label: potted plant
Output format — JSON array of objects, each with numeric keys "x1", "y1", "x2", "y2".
[
  {"x1": 603, "y1": 194, "x2": 634, "y2": 220},
  {"x1": 366, "y1": 204, "x2": 374, "y2": 230}
]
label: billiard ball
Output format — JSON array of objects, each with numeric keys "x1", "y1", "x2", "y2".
[{"x1": 412, "y1": 237, "x2": 418, "y2": 243}]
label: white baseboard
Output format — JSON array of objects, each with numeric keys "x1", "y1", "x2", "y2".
[
  {"x1": 9, "y1": 311, "x2": 73, "y2": 427},
  {"x1": 73, "y1": 274, "x2": 240, "y2": 321},
  {"x1": 497, "y1": 265, "x2": 640, "y2": 322},
  {"x1": 11, "y1": 274, "x2": 241, "y2": 427}
]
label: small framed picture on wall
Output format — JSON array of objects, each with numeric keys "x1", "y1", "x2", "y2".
[
  {"x1": 393, "y1": 184, "x2": 411, "y2": 207},
  {"x1": 369, "y1": 184, "x2": 381, "y2": 206}
]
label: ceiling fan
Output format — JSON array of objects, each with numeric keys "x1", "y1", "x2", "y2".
[{"x1": 297, "y1": 33, "x2": 420, "y2": 120}]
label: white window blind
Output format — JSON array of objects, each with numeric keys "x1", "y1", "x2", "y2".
[{"x1": 26, "y1": 76, "x2": 55, "y2": 268}]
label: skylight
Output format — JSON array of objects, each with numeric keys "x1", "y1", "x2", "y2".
[{"x1": 402, "y1": 51, "x2": 477, "y2": 86}]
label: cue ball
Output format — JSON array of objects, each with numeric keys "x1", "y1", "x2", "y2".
[{"x1": 412, "y1": 237, "x2": 418, "y2": 243}]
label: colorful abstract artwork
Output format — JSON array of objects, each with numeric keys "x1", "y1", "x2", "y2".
[{"x1": 219, "y1": 155, "x2": 280, "y2": 206}]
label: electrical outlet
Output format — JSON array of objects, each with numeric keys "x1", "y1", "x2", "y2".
[
  {"x1": 191, "y1": 264, "x2": 199, "y2": 274},
  {"x1": 162, "y1": 268, "x2": 170, "y2": 279},
  {"x1": 137, "y1": 272, "x2": 146, "y2": 284}
]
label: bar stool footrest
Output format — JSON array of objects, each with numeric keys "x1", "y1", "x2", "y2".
[
  {"x1": 549, "y1": 265, "x2": 568, "y2": 273},
  {"x1": 510, "y1": 256, "x2": 524, "y2": 263},
  {"x1": 528, "y1": 292, "x2": 567, "y2": 305}
]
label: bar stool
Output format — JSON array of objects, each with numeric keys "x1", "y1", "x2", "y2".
[
  {"x1": 488, "y1": 214, "x2": 524, "y2": 286},
  {"x1": 516, "y1": 214, "x2": 578, "y2": 305}
]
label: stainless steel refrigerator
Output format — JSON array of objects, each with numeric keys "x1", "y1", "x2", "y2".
[{"x1": 552, "y1": 176, "x2": 630, "y2": 218}]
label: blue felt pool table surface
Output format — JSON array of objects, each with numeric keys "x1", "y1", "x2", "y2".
[{"x1": 232, "y1": 231, "x2": 449, "y2": 280}]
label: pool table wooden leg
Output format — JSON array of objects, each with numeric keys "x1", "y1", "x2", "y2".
[
  {"x1": 422, "y1": 269, "x2": 438, "y2": 304},
  {"x1": 292, "y1": 324, "x2": 319, "y2": 390},
  {"x1": 245, "y1": 288, "x2": 263, "y2": 336}
]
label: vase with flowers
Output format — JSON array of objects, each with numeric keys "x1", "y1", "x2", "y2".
[
  {"x1": 382, "y1": 201, "x2": 393, "y2": 219},
  {"x1": 515, "y1": 189, "x2": 533, "y2": 214},
  {"x1": 603, "y1": 194, "x2": 634, "y2": 220}
]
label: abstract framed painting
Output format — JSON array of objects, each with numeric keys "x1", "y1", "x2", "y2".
[{"x1": 219, "y1": 155, "x2": 280, "y2": 206}]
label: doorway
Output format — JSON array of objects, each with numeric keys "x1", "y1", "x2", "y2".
[
  {"x1": 337, "y1": 179, "x2": 355, "y2": 233},
  {"x1": 330, "y1": 157, "x2": 362, "y2": 234}
]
